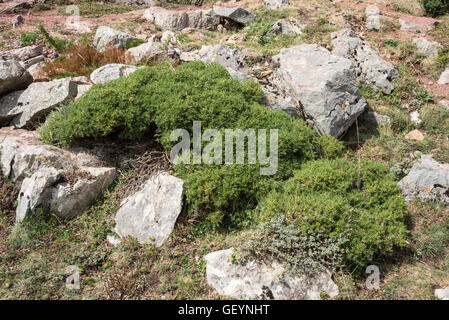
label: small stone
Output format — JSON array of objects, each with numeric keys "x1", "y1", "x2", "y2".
[
  {"x1": 405, "y1": 129, "x2": 426, "y2": 141},
  {"x1": 435, "y1": 287, "x2": 449, "y2": 300},
  {"x1": 11, "y1": 15, "x2": 24, "y2": 28},
  {"x1": 410, "y1": 110, "x2": 421, "y2": 124},
  {"x1": 438, "y1": 67, "x2": 449, "y2": 85},
  {"x1": 90, "y1": 64, "x2": 140, "y2": 84}
]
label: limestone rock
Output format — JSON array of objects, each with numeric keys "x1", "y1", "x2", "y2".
[
  {"x1": 204, "y1": 248, "x2": 339, "y2": 300},
  {"x1": 180, "y1": 45, "x2": 249, "y2": 81},
  {"x1": 0, "y1": 60, "x2": 32, "y2": 96},
  {"x1": 90, "y1": 64, "x2": 140, "y2": 84},
  {"x1": 331, "y1": 29, "x2": 398, "y2": 94},
  {"x1": 125, "y1": 40, "x2": 179, "y2": 65},
  {"x1": 1, "y1": 78, "x2": 77, "y2": 128},
  {"x1": 438, "y1": 67, "x2": 449, "y2": 85},
  {"x1": 93, "y1": 26, "x2": 137, "y2": 52},
  {"x1": 15, "y1": 167, "x2": 61, "y2": 222},
  {"x1": 272, "y1": 44, "x2": 367, "y2": 137},
  {"x1": 0, "y1": 129, "x2": 117, "y2": 221},
  {"x1": 365, "y1": 5, "x2": 381, "y2": 31},
  {"x1": 114, "y1": 172, "x2": 184, "y2": 247},
  {"x1": 435, "y1": 287, "x2": 449, "y2": 300},
  {"x1": 264, "y1": 0, "x2": 288, "y2": 10},
  {"x1": 0, "y1": 44, "x2": 43, "y2": 62},
  {"x1": 413, "y1": 38, "x2": 442, "y2": 59},
  {"x1": 144, "y1": 7, "x2": 220, "y2": 31},
  {"x1": 212, "y1": 6, "x2": 256, "y2": 25},
  {"x1": 398, "y1": 154, "x2": 449, "y2": 206},
  {"x1": 266, "y1": 18, "x2": 305, "y2": 37}
]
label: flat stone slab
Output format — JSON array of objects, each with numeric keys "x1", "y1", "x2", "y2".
[
  {"x1": 114, "y1": 172, "x2": 184, "y2": 247},
  {"x1": 204, "y1": 248, "x2": 339, "y2": 300}
]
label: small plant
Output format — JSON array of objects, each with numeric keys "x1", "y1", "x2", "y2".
[
  {"x1": 384, "y1": 39, "x2": 400, "y2": 47},
  {"x1": 38, "y1": 24, "x2": 67, "y2": 51},
  {"x1": 20, "y1": 32, "x2": 38, "y2": 46},
  {"x1": 238, "y1": 216, "x2": 347, "y2": 276},
  {"x1": 414, "y1": 223, "x2": 449, "y2": 259}
]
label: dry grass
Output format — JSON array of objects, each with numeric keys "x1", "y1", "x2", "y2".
[{"x1": 43, "y1": 44, "x2": 126, "y2": 79}]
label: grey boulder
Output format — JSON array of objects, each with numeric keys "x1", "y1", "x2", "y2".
[
  {"x1": 125, "y1": 40, "x2": 179, "y2": 65},
  {"x1": 180, "y1": 44, "x2": 250, "y2": 81},
  {"x1": 0, "y1": 60, "x2": 32, "y2": 96},
  {"x1": 266, "y1": 18, "x2": 305, "y2": 37},
  {"x1": 0, "y1": 129, "x2": 117, "y2": 221},
  {"x1": 90, "y1": 64, "x2": 140, "y2": 84},
  {"x1": 204, "y1": 248, "x2": 339, "y2": 300},
  {"x1": 93, "y1": 26, "x2": 137, "y2": 52},
  {"x1": 144, "y1": 7, "x2": 220, "y2": 31},
  {"x1": 272, "y1": 44, "x2": 367, "y2": 137},
  {"x1": 331, "y1": 29, "x2": 398, "y2": 94},
  {"x1": 398, "y1": 154, "x2": 449, "y2": 206},
  {"x1": 413, "y1": 38, "x2": 442, "y2": 59},
  {"x1": 114, "y1": 172, "x2": 184, "y2": 247},
  {"x1": 0, "y1": 77, "x2": 77, "y2": 128},
  {"x1": 212, "y1": 6, "x2": 256, "y2": 25}
]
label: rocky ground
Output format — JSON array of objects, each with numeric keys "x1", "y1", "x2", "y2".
[{"x1": 0, "y1": 0, "x2": 449, "y2": 300}]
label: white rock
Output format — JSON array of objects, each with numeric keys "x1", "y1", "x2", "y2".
[
  {"x1": 264, "y1": 0, "x2": 288, "y2": 10},
  {"x1": 398, "y1": 154, "x2": 449, "y2": 206},
  {"x1": 144, "y1": 7, "x2": 220, "y2": 31},
  {"x1": 410, "y1": 110, "x2": 421, "y2": 124},
  {"x1": 413, "y1": 38, "x2": 442, "y2": 59},
  {"x1": 0, "y1": 60, "x2": 32, "y2": 96},
  {"x1": 1, "y1": 77, "x2": 77, "y2": 128},
  {"x1": 114, "y1": 172, "x2": 184, "y2": 247},
  {"x1": 272, "y1": 44, "x2": 367, "y2": 137},
  {"x1": 438, "y1": 67, "x2": 449, "y2": 85},
  {"x1": 331, "y1": 29, "x2": 398, "y2": 94},
  {"x1": 49, "y1": 166, "x2": 117, "y2": 219},
  {"x1": 435, "y1": 287, "x2": 449, "y2": 300},
  {"x1": 90, "y1": 64, "x2": 140, "y2": 84},
  {"x1": 74, "y1": 84, "x2": 92, "y2": 100},
  {"x1": 181, "y1": 45, "x2": 250, "y2": 81},
  {"x1": 204, "y1": 248, "x2": 339, "y2": 300},
  {"x1": 0, "y1": 129, "x2": 117, "y2": 221},
  {"x1": 0, "y1": 44, "x2": 43, "y2": 62},
  {"x1": 15, "y1": 167, "x2": 61, "y2": 222},
  {"x1": 266, "y1": 18, "x2": 305, "y2": 37},
  {"x1": 365, "y1": 5, "x2": 381, "y2": 31},
  {"x1": 93, "y1": 26, "x2": 137, "y2": 52}
]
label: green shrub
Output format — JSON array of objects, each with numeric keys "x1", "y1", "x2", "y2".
[
  {"x1": 421, "y1": 0, "x2": 449, "y2": 17},
  {"x1": 41, "y1": 62, "x2": 322, "y2": 221},
  {"x1": 20, "y1": 32, "x2": 38, "y2": 46},
  {"x1": 39, "y1": 25, "x2": 67, "y2": 51},
  {"x1": 256, "y1": 158, "x2": 409, "y2": 268}
]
